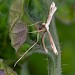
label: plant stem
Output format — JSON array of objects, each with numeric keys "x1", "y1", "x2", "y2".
[{"x1": 47, "y1": 18, "x2": 61, "y2": 75}]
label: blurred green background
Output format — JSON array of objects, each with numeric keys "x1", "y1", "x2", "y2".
[{"x1": 0, "y1": 0, "x2": 75, "y2": 75}]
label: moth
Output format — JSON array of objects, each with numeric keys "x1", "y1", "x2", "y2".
[{"x1": 14, "y1": 2, "x2": 58, "y2": 67}]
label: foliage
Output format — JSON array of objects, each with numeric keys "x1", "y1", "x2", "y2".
[
  {"x1": 0, "y1": 0, "x2": 75, "y2": 75},
  {"x1": 0, "y1": 59, "x2": 17, "y2": 75}
]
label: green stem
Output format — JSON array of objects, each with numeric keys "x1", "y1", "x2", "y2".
[
  {"x1": 47, "y1": 18, "x2": 61, "y2": 75},
  {"x1": 23, "y1": 0, "x2": 62, "y2": 75}
]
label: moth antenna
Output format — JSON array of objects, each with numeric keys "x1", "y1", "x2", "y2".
[{"x1": 14, "y1": 33, "x2": 39, "y2": 67}]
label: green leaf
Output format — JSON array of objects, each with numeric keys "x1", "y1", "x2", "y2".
[
  {"x1": 9, "y1": 0, "x2": 24, "y2": 30},
  {"x1": 9, "y1": 0, "x2": 28, "y2": 52},
  {"x1": 10, "y1": 20, "x2": 28, "y2": 52},
  {"x1": 0, "y1": 59, "x2": 17, "y2": 75}
]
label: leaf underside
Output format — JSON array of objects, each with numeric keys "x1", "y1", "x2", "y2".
[
  {"x1": 10, "y1": 20, "x2": 28, "y2": 52},
  {"x1": 9, "y1": 0, "x2": 28, "y2": 52}
]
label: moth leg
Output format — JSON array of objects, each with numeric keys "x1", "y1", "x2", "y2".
[
  {"x1": 47, "y1": 30, "x2": 58, "y2": 55},
  {"x1": 14, "y1": 33, "x2": 39, "y2": 67},
  {"x1": 28, "y1": 29, "x2": 45, "y2": 33},
  {"x1": 42, "y1": 32, "x2": 48, "y2": 53},
  {"x1": 28, "y1": 21, "x2": 41, "y2": 26}
]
